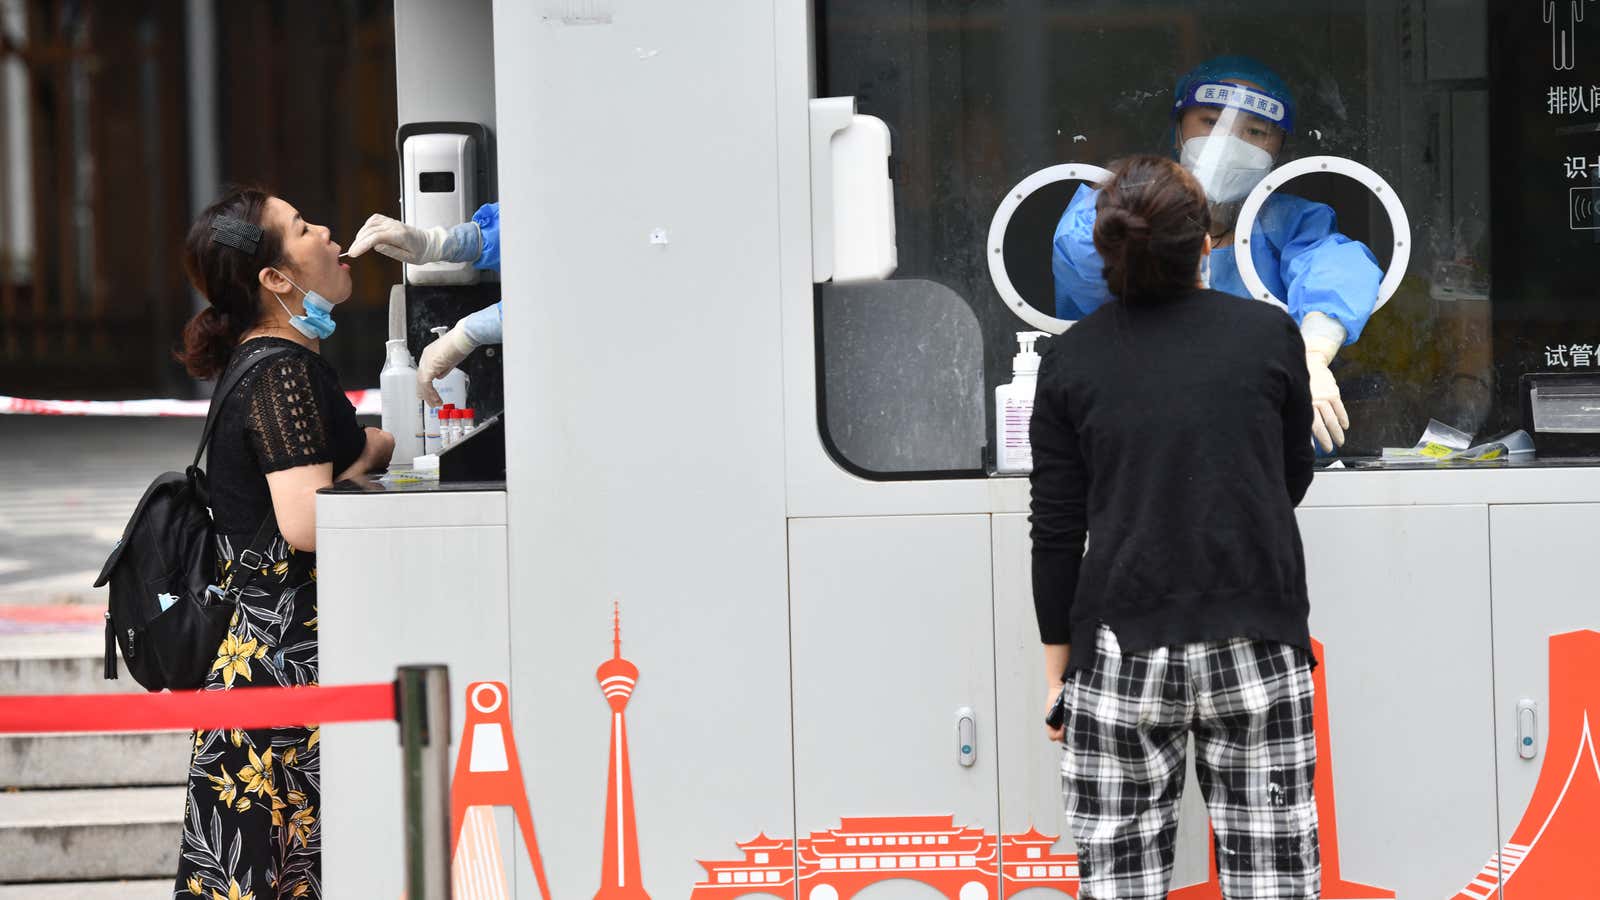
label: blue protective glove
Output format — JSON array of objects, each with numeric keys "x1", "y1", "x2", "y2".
[{"x1": 470, "y1": 202, "x2": 500, "y2": 271}]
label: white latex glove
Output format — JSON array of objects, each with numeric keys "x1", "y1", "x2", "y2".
[
  {"x1": 1301, "y1": 312, "x2": 1350, "y2": 453},
  {"x1": 416, "y1": 323, "x2": 478, "y2": 406},
  {"x1": 346, "y1": 214, "x2": 451, "y2": 265}
]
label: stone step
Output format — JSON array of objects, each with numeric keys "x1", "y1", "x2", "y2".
[
  {"x1": 0, "y1": 786, "x2": 184, "y2": 882},
  {"x1": 0, "y1": 879, "x2": 174, "y2": 898},
  {"x1": 0, "y1": 630, "x2": 139, "y2": 697},
  {"x1": 1, "y1": 731, "x2": 191, "y2": 789}
]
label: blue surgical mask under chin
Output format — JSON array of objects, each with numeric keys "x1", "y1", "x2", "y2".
[{"x1": 272, "y1": 278, "x2": 337, "y2": 340}]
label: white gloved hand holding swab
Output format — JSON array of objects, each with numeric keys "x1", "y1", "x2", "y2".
[{"x1": 345, "y1": 214, "x2": 453, "y2": 265}]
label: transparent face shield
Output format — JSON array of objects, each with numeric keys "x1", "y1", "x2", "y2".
[{"x1": 1176, "y1": 84, "x2": 1288, "y2": 236}]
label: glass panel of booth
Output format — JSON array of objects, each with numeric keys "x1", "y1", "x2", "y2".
[{"x1": 813, "y1": 1, "x2": 1600, "y2": 477}]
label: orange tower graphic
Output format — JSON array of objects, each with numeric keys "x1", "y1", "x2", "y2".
[
  {"x1": 1448, "y1": 629, "x2": 1600, "y2": 898},
  {"x1": 1171, "y1": 638, "x2": 1392, "y2": 900},
  {"x1": 596, "y1": 603, "x2": 650, "y2": 900}
]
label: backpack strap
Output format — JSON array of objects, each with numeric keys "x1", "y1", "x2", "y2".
[
  {"x1": 218, "y1": 508, "x2": 282, "y2": 604},
  {"x1": 191, "y1": 343, "x2": 292, "y2": 472},
  {"x1": 194, "y1": 343, "x2": 293, "y2": 609}
]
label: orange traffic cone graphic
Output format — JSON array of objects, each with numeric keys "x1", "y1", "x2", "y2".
[
  {"x1": 450, "y1": 680, "x2": 554, "y2": 900},
  {"x1": 454, "y1": 805, "x2": 510, "y2": 900}
]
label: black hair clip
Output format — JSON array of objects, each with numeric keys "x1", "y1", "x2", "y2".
[{"x1": 211, "y1": 217, "x2": 262, "y2": 255}]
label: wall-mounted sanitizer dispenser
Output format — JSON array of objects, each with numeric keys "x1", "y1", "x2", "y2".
[
  {"x1": 400, "y1": 124, "x2": 486, "y2": 285},
  {"x1": 810, "y1": 97, "x2": 897, "y2": 284}
]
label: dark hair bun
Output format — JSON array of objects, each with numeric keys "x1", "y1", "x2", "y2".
[
  {"x1": 1095, "y1": 206, "x2": 1152, "y2": 245},
  {"x1": 174, "y1": 187, "x2": 283, "y2": 379},
  {"x1": 1091, "y1": 156, "x2": 1210, "y2": 304}
]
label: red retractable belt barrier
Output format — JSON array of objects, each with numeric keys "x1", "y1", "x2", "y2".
[{"x1": 0, "y1": 682, "x2": 396, "y2": 734}]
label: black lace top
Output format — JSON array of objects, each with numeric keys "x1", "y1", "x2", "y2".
[{"x1": 207, "y1": 338, "x2": 367, "y2": 540}]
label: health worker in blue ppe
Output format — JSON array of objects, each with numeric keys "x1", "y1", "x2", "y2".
[
  {"x1": 345, "y1": 203, "x2": 502, "y2": 405},
  {"x1": 1052, "y1": 57, "x2": 1383, "y2": 452}
]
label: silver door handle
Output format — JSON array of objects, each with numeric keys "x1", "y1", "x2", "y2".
[
  {"x1": 957, "y1": 707, "x2": 976, "y2": 767},
  {"x1": 1517, "y1": 699, "x2": 1538, "y2": 760}
]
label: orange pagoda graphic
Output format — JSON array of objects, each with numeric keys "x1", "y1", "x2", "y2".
[
  {"x1": 691, "y1": 636, "x2": 1392, "y2": 900},
  {"x1": 1172, "y1": 638, "x2": 1392, "y2": 900},
  {"x1": 1448, "y1": 629, "x2": 1600, "y2": 899},
  {"x1": 690, "y1": 816, "x2": 1079, "y2": 899},
  {"x1": 596, "y1": 603, "x2": 651, "y2": 900}
]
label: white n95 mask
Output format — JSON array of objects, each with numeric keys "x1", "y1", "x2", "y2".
[{"x1": 1180, "y1": 134, "x2": 1274, "y2": 204}]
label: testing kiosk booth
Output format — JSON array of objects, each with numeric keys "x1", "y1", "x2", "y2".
[{"x1": 319, "y1": 2, "x2": 1600, "y2": 897}]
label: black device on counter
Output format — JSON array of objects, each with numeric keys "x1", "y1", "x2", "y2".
[
  {"x1": 1520, "y1": 373, "x2": 1600, "y2": 457},
  {"x1": 440, "y1": 411, "x2": 506, "y2": 482}
]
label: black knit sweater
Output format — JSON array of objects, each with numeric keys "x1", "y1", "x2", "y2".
[{"x1": 1029, "y1": 288, "x2": 1316, "y2": 678}]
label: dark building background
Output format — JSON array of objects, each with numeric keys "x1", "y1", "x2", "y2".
[{"x1": 0, "y1": 0, "x2": 400, "y2": 400}]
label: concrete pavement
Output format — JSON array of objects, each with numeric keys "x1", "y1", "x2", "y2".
[{"x1": 0, "y1": 416, "x2": 203, "y2": 611}]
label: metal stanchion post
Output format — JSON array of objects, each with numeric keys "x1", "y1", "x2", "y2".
[{"x1": 397, "y1": 664, "x2": 452, "y2": 900}]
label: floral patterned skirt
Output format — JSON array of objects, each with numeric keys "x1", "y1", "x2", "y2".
[{"x1": 175, "y1": 535, "x2": 321, "y2": 900}]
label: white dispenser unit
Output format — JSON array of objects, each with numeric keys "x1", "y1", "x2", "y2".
[
  {"x1": 402, "y1": 132, "x2": 479, "y2": 286},
  {"x1": 994, "y1": 331, "x2": 1048, "y2": 475},
  {"x1": 809, "y1": 97, "x2": 898, "y2": 284}
]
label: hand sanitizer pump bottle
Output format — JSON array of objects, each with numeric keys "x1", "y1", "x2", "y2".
[{"x1": 994, "y1": 331, "x2": 1048, "y2": 475}]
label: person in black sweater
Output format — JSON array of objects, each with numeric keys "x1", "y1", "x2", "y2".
[{"x1": 1030, "y1": 155, "x2": 1319, "y2": 898}]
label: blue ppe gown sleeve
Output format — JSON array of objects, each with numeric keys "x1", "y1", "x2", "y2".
[
  {"x1": 470, "y1": 202, "x2": 500, "y2": 271},
  {"x1": 1256, "y1": 194, "x2": 1381, "y2": 345},
  {"x1": 459, "y1": 302, "x2": 503, "y2": 347},
  {"x1": 1050, "y1": 185, "x2": 1113, "y2": 320},
  {"x1": 439, "y1": 202, "x2": 499, "y2": 267},
  {"x1": 440, "y1": 221, "x2": 481, "y2": 264}
]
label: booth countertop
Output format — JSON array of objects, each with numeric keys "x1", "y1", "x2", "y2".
[
  {"x1": 316, "y1": 475, "x2": 506, "y2": 530},
  {"x1": 319, "y1": 475, "x2": 507, "y2": 495}
]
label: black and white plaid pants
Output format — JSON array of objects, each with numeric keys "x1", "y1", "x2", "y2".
[{"x1": 1060, "y1": 623, "x2": 1320, "y2": 899}]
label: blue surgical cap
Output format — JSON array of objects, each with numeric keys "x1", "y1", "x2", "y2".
[{"x1": 1172, "y1": 55, "x2": 1296, "y2": 135}]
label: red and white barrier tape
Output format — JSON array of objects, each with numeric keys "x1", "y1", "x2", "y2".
[
  {"x1": 0, "y1": 682, "x2": 396, "y2": 733},
  {"x1": 1, "y1": 390, "x2": 382, "y2": 417}
]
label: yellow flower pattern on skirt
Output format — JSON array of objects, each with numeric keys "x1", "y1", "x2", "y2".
[{"x1": 175, "y1": 535, "x2": 321, "y2": 900}]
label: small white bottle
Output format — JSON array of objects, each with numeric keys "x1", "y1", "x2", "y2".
[
  {"x1": 460, "y1": 408, "x2": 476, "y2": 441},
  {"x1": 994, "y1": 331, "x2": 1049, "y2": 475},
  {"x1": 424, "y1": 403, "x2": 447, "y2": 456},
  {"x1": 379, "y1": 339, "x2": 424, "y2": 467}
]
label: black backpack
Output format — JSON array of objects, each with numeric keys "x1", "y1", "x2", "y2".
[{"x1": 94, "y1": 343, "x2": 289, "y2": 691}]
